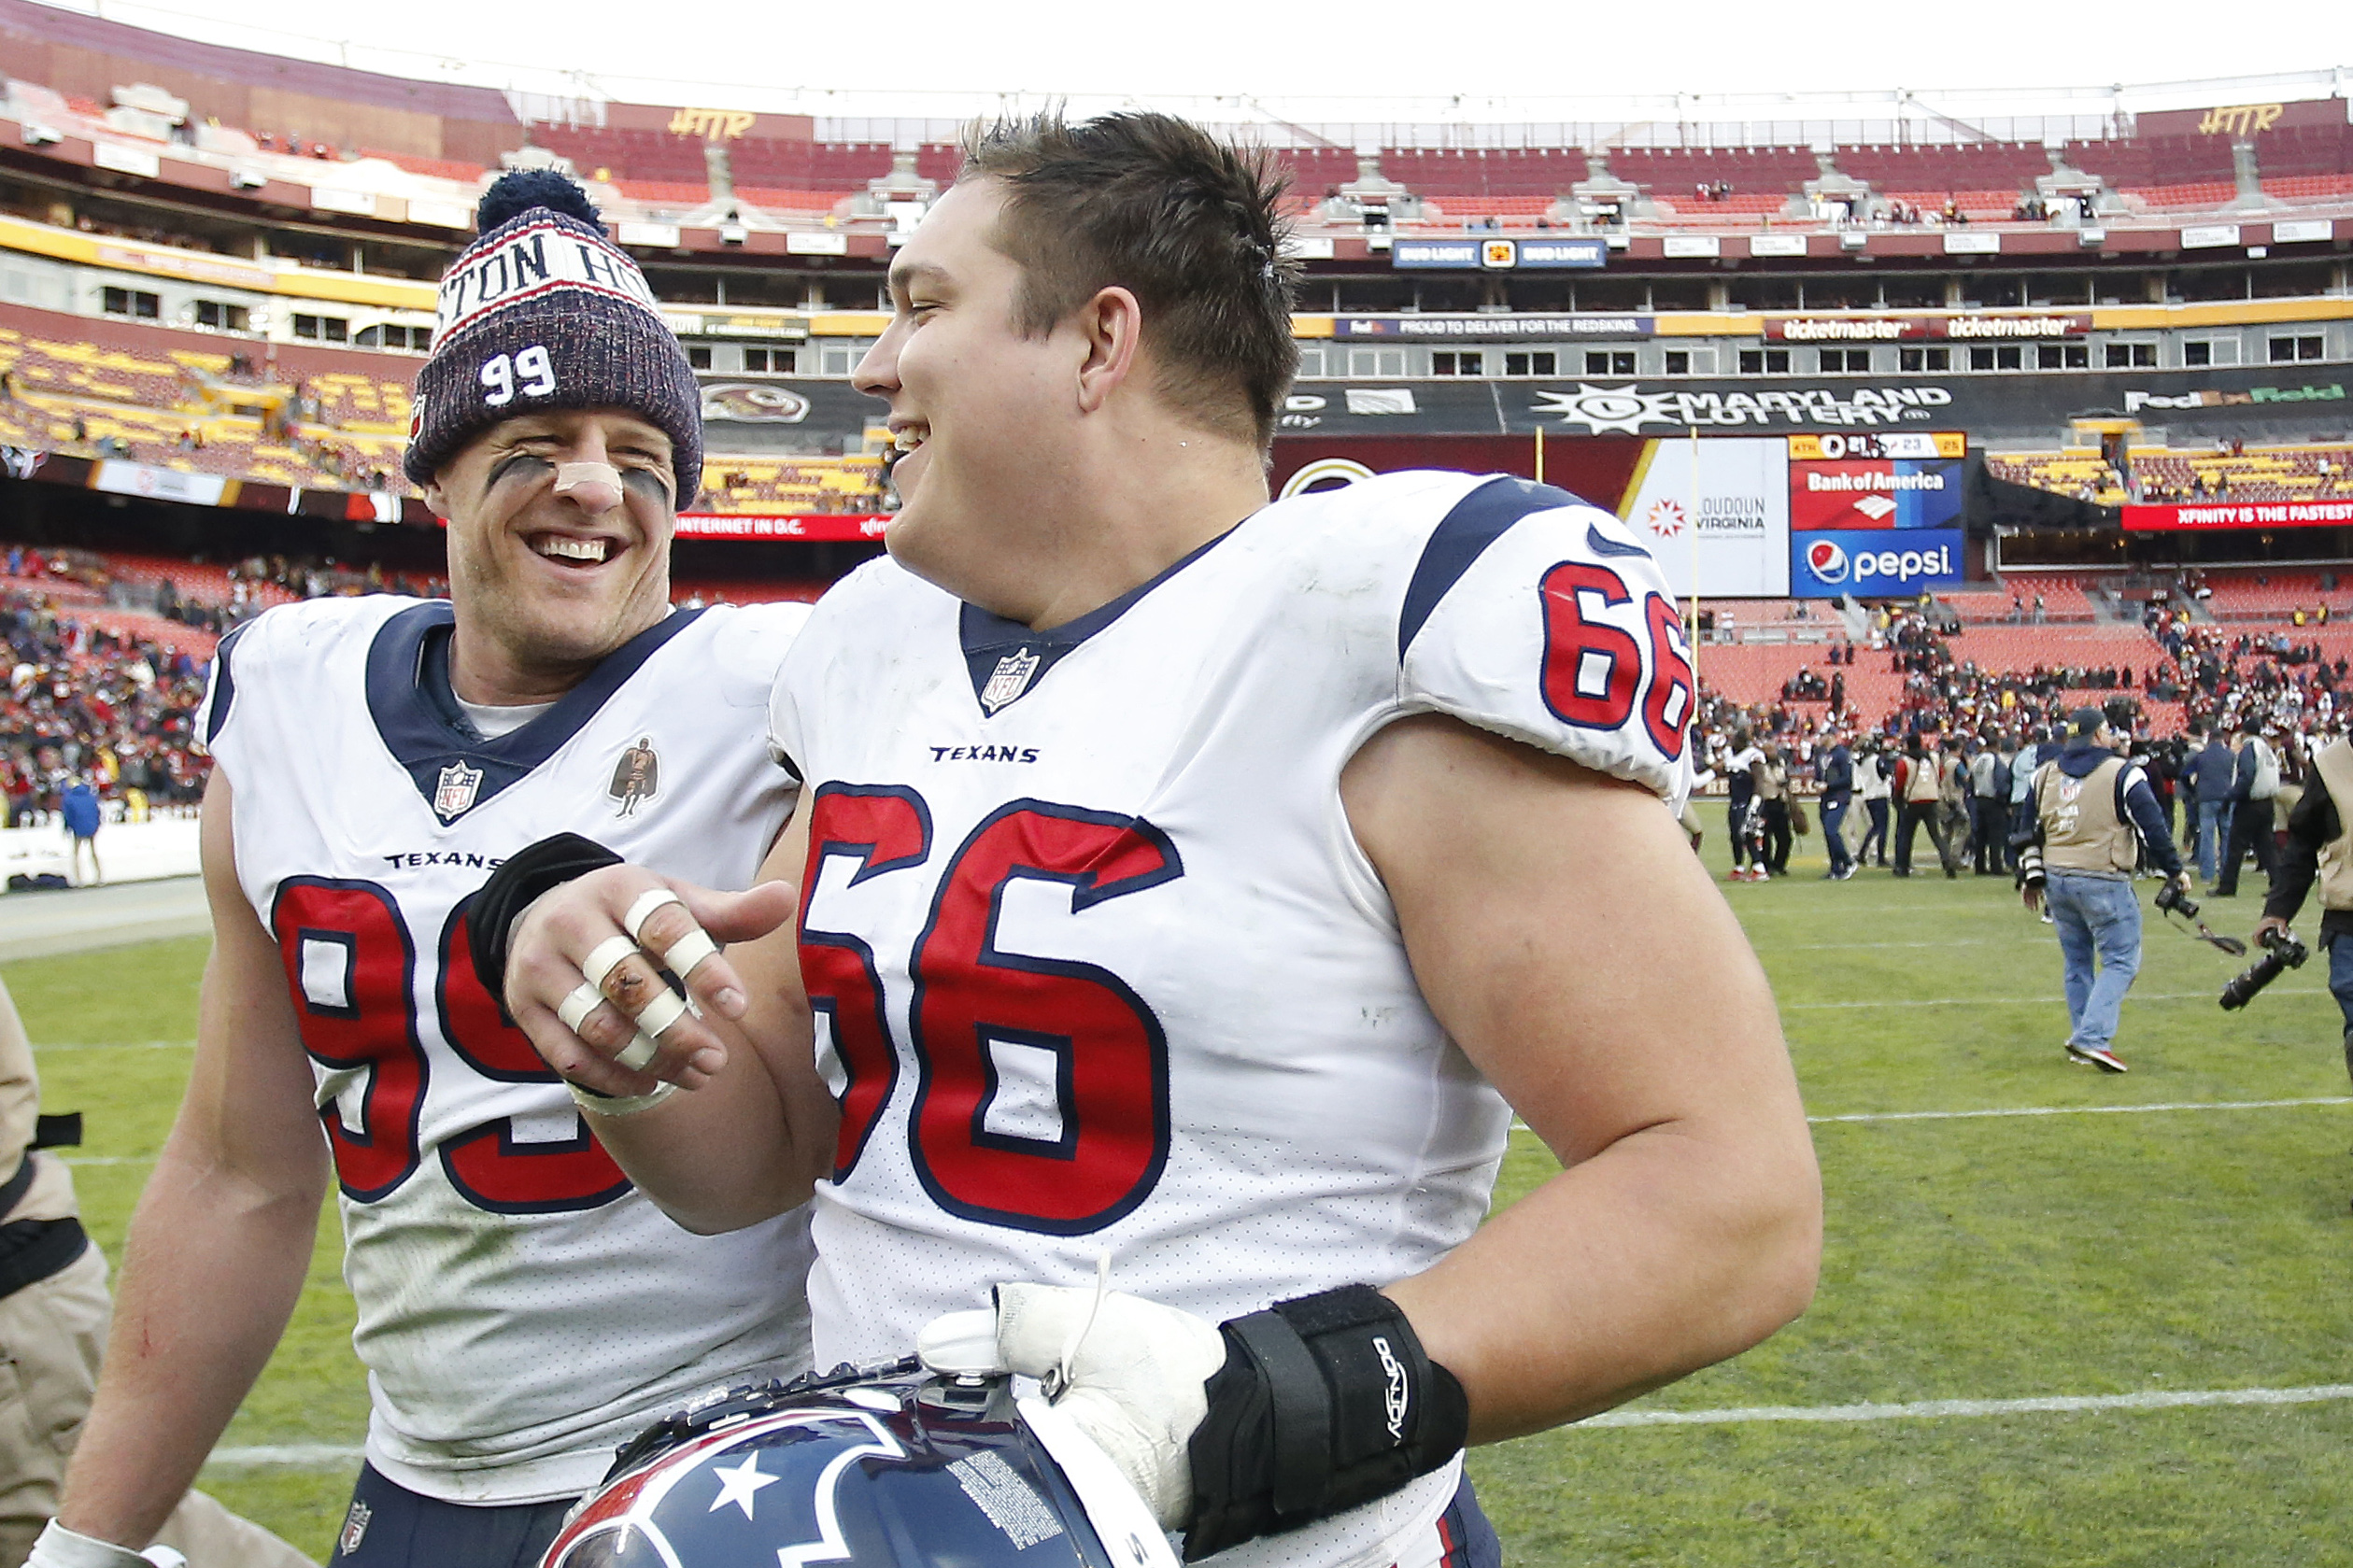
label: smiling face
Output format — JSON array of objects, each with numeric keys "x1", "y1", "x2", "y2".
[
  {"x1": 855, "y1": 179, "x2": 1090, "y2": 606},
  {"x1": 423, "y1": 407, "x2": 676, "y2": 701}
]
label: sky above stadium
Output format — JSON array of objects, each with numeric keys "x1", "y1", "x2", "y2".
[{"x1": 34, "y1": 0, "x2": 2353, "y2": 117}]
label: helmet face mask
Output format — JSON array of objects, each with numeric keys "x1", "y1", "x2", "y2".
[{"x1": 543, "y1": 1366, "x2": 1178, "y2": 1568}]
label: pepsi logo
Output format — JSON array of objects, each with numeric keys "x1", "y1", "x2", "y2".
[{"x1": 1807, "y1": 539, "x2": 1850, "y2": 584}]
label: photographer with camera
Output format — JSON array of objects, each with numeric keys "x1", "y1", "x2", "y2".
[
  {"x1": 2252, "y1": 727, "x2": 2353, "y2": 1072},
  {"x1": 2016, "y1": 708, "x2": 2190, "y2": 1073}
]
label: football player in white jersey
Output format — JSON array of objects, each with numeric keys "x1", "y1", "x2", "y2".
[
  {"x1": 497, "y1": 115, "x2": 1821, "y2": 1568},
  {"x1": 38, "y1": 174, "x2": 821, "y2": 1568}
]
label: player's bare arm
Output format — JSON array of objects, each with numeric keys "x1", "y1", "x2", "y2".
[
  {"x1": 499, "y1": 798, "x2": 836, "y2": 1234},
  {"x1": 1345, "y1": 713, "x2": 1822, "y2": 1443},
  {"x1": 56, "y1": 772, "x2": 332, "y2": 1549}
]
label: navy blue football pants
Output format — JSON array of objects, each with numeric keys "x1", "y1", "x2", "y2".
[{"x1": 331, "y1": 1464, "x2": 573, "y2": 1567}]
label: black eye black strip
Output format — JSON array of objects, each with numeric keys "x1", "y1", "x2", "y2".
[{"x1": 484, "y1": 452, "x2": 552, "y2": 499}]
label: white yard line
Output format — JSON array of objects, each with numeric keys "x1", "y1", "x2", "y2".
[
  {"x1": 1769, "y1": 938, "x2": 2048, "y2": 950},
  {"x1": 31, "y1": 1039, "x2": 195, "y2": 1051},
  {"x1": 1510, "y1": 1096, "x2": 2352, "y2": 1135},
  {"x1": 1780, "y1": 986, "x2": 2323, "y2": 1010},
  {"x1": 202, "y1": 1383, "x2": 2353, "y2": 1461},
  {"x1": 1810, "y1": 1096, "x2": 2353, "y2": 1124},
  {"x1": 1581, "y1": 1383, "x2": 2353, "y2": 1428},
  {"x1": 60, "y1": 1155, "x2": 156, "y2": 1166},
  {"x1": 202, "y1": 1443, "x2": 364, "y2": 1470}
]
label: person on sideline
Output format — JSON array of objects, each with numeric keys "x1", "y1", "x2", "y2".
[
  {"x1": 1818, "y1": 731, "x2": 1855, "y2": 881},
  {"x1": 1856, "y1": 737, "x2": 1892, "y2": 868},
  {"x1": 2178, "y1": 718, "x2": 2235, "y2": 886},
  {"x1": 2016, "y1": 708, "x2": 2190, "y2": 1074},
  {"x1": 1894, "y1": 732, "x2": 1952, "y2": 878}
]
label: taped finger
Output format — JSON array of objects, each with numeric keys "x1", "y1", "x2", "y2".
[
  {"x1": 556, "y1": 982, "x2": 605, "y2": 1034},
  {"x1": 614, "y1": 1030, "x2": 661, "y2": 1072},
  {"x1": 624, "y1": 888, "x2": 685, "y2": 945},
  {"x1": 662, "y1": 926, "x2": 721, "y2": 980},
  {"x1": 633, "y1": 987, "x2": 690, "y2": 1038},
  {"x1": 582, "y1": 935, "x2": 645, "y2": 989}
]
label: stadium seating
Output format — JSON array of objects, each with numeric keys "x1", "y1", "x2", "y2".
[
  {"x1": 1836, "y1": 142, "x2": 2049, "y2": 195},
  {"x1": 0, "y1": 302, "x2": 890, "y2": 513},
  {"x1": 698, "y1": 456, "x2": 886, "y2": 513},
  {"x1": 1992, "y1": 443, "x2": 2353, "y2": 508}
]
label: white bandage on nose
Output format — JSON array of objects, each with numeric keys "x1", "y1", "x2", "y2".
[{"x1": 554, "y1": 460, "x2": 625, "y2": 509}]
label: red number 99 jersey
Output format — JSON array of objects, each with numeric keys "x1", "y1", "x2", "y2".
[{"x1": 200, "y1": 595, "x2": 815, "y2": 1505}]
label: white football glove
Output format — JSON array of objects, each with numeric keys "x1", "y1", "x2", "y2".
[
  {"x1": 27, "y1": 1521, "x2": 184, "y2": 1568},
  {"x1": 918, "y1": 1284, "x2": 1227, "y2": 1529}
]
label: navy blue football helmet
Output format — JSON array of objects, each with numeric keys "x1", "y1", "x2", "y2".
[{"x1": 541, "y1": 1362, "x2": 1179, "y2": 1568}]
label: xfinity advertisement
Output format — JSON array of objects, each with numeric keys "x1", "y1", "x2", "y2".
[{"x1": 1792, "y1": 530, "x2": 1965, "y2": 598}]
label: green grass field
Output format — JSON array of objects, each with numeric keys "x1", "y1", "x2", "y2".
[{"x1": 17, "y1": 815, "x2": 2353, "y2": 1564}]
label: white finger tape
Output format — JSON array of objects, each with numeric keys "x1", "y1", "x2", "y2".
[
  {"x1": 569, "y1": 1080, "x2": 678, "y2": 1117},
  {"x1": 614, "y1": 1030, "x2": 660, "y2": 1072},
  {"x1": 634, "y1": 987, "x2": 690, "y2": 1038},
  {"x1": 556, "y1": 982, "x2": 604, "y2": 1034},
  {"x1": 663, "y1": 927, "x2": 720, "y2": 977},
  {"x1": 624, "y1": 888, "x2": 685, "y2": 945},
  {"x1": 582, "y1": 936, "x2": 644, "y2": 990}
]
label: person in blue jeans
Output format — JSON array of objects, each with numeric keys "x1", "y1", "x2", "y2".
[
  {"x1": 1817, "y1": 732, "x2": 1854, "y2": 880},
  {"x1": 2015, "y1": 708, "x2": 2190, "y2": 1073},
  {"x1": 2256, "y1": 727, "x2": 2353, "y2": 1086},
  {"x1": 57, "y1": 775, "x2": 100, "y2": 886},
  {"x1": 2176, "y1": 718, "x2": 2236, "y2": 887}
]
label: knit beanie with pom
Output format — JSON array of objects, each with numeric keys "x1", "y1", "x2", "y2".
[{"x1": 403, "y1": 169, "x2": 702, "y2": 501}]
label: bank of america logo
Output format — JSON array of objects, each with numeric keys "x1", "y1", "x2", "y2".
[{"x1": 981, "y1": 649, "x2": 1041, "y2": 713}]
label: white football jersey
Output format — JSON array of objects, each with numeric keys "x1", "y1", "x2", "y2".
[
  {"x1": 201, "y1": 595, "x2": 815, "y2": 1504},
  {"x1": 769, "y1": 471, "x2": 1694, "y2": 1567}
]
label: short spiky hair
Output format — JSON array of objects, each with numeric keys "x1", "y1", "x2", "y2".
[{"x1": 960, "y1": 111, "x2": 1299, "y2": 449}]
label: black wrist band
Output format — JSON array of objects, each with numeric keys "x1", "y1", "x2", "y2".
[
  {"x1": 467, "y1": 832, "x2": 623, "y2": 1014},
  {"x1": 1183, "y1": 1284, "x2": 1469, "y2": 1562}
]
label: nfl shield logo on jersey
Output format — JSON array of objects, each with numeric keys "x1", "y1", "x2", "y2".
[
  {"x1": 432, "y1": 760, "x2": 483, "y2": 820},
  {"x1": 337, "y1": 1499, "x2": 371, "y2": 1557},
  {"x1": 980, "y1": 648, "x2": 1041, "y2": 713}
]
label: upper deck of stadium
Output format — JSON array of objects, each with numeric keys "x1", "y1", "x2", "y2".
[{"x1": 0, "y1": 0, "x2": 2342, "y2": 265}]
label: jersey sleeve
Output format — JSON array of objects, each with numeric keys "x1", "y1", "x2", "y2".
[
  {"x1": 190, "y1": 620, "x2": 248, "y2": 759},
  {"x1": 1396, "y1": 477, "x2": 1695, "y2": 808}
]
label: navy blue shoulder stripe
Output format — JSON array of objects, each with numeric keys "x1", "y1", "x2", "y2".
[
  {"x1": 1585, "y1": 523, "x2": 1651, "y2": 558},
  {"x1": 203, "y1": 621, "x2": 251, "y2": 746},
  {"x1": 1397, "y1": 476, "x2": 1584, "y2": 661}
]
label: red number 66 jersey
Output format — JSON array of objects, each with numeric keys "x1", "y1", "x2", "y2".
[{"x1": 769, "y1": 472, "x2": 1693, "y2": 1568}]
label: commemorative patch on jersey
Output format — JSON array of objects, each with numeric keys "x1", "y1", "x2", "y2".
[
  {"x1": 609, "y1": 734, "x2": 661, "y2": 816},
  {"x1": 432, "y1": 759, "x2": 483, "y2": 820}
]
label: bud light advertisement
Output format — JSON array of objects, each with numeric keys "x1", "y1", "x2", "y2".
[{"x1": 1791, "y1": 529, "x2": 1965, "y2": 598}]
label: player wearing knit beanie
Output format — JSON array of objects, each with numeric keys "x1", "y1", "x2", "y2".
[{"x1": 404, "y1": 169, "x2": 702, "y2": 501}]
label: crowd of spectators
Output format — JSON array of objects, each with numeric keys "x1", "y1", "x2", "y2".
[
  {"x1": 0, "y1": 586, "x2": 212, "y2": 833},
  {"x1": 1696, "y1": 600, "x2": 2353, "y2": 891}
]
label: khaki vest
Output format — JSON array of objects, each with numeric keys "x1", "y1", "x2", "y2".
[
  {"x1": 2036, "y1": 756, "x2": 2139, "y2": 875},
  {"x1": 1757, "y1": 762, "x2": 1787, "y2": 801},
  {"x1": 1902, "y1": 755, "x2": 1941, "y2": 803},
  {"x1": 2311, "y1": 738, "x2": 2353, "y2": 911}
]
